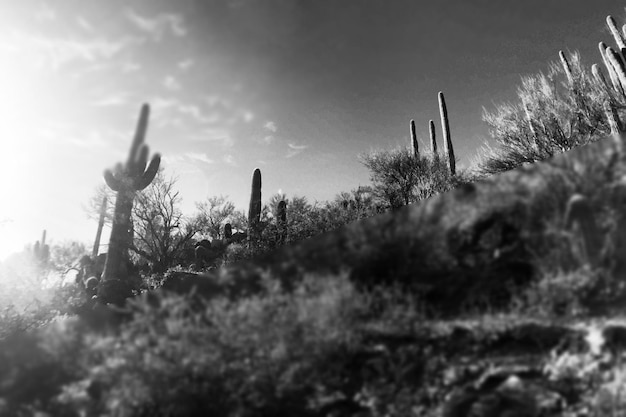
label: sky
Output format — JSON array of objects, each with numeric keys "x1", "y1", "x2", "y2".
[{"x1": 0, "y1": 0, "x2": 624, "y2": 261}]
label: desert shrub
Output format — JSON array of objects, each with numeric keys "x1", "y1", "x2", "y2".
[
  {"x1": 58, "y1": 273, "x2": 371, "y2": 416},
  {"x1": 478, "y1": 52, "x2": 611, "y2": 176}
]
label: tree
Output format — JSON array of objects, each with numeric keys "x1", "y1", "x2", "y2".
[
  {"x1": 359, "y1": 146, "x2": 457, "y2": 210},
  {"x1": 130, "y1": 170, "x2": 198, "y2": 273},
  {"x1": 194, "y1": 195, "x2": 236, "y2": 240},
  {"x1": 477, "y1": 52, "x2": 611, "y2": 176}
]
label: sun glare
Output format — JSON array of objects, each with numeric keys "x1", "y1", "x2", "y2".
[{"x1": 0, "y1": 58, "x2": 53, "y2": 262}]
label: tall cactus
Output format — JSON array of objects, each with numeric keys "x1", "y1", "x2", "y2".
[
  {"x1": 599, "y1": 42, "x2": 624, "y2": 95},
  {"x1": 438, "y1": 92, "x2": 456, "y2": 176},
  {"x1": 277, "y1": 200, "x2": 287, "y2": 244},
  {"x1": 248, "y1": 168, "x2": 262, "y2": 245},
  {"x1": 559, "y1": 50, "x2": 574, "y2": 84},
  {"x1": 429, "y1": 119, "x2": 437, "y2": 155},
  {"x1": 33, "y1": 230, "x2": 49, "y2": 266},
  {"x1": 592, "y1": 63, "x2": 623, "y2": 135},
  {"x1": 100, "y1": 103, "x2": 161, "y2": 304},
  {"x1": 92, "y1": 195, "x2": 108, "y2": 258},
  {"x1": 607, "y1": 16, "x2": 626, "y2": 50},
  {"x1": 410, "y1": 119, "x2": 419, "y2": 158}
]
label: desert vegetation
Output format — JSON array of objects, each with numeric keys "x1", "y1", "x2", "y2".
[{"x1": 5, "y1": 8, "x2": 626, "y2": 417}]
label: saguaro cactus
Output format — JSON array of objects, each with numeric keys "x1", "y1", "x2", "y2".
[
  {"x1": 100, "y1": 103, "x2": 161, "y2": 304},
  {"x1": 277, "y1": 200, "x2": 287, "y2": 244},
  {"x1": 92, "y1": 196, "x2": 108, "y2": 257},
  {"x1": 559, "y1": 50, "x2": 574, "y2": 84},
  {"x1": 429, "y1": 120, "x2": 437, "y2": 155},
  {"x1": 248, "y1": 168, "x2": 262, "y2": 245},
  {"x1": 410, "y1": 119, "x2": 419, "y2": 158},
  {"x1": 33, "y1": 230, "x2": 49, "y2": 265},
  {"x1": 438, "y1": 92, "x2": 456, "y2": 176}
]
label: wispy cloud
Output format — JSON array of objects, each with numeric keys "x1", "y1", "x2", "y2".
[
  {"x1": 178, "y1": 59, "x2": 194, "y2": 71},
  {"x1": 286, "y1": 143, "x2": 309, "y2": 158},
  {"x1": 151, "y1": 96, "x2": 225, "y2": 126},
  {"x1": 0, "y1": 31, "x2": 139, "y2": 71},
  {"x1": 76, "y1": 16, "x2": 94, "y2": 32},
  {"x1": 261, "y1": 135, "x2": 275, "y2": 144},
  {"x1": 121, "y1": 61, "x2": 141, "y2": 73},
  {"x1": 92, "y1": 92, "x2": 131, "y2": 107},
  {"x1": 36, "y1": 3, "x2": 56, "y2": 22},
  {"x1": 242, "y1": 110, "x2": 255, "y2": 123},
  {"x1": 223, "y1": 155, "x2": 237, "y2": 165},
  {"x1": 184, "y1": 152, "x2": 214, "y2": 164},
  {"x1": 163, "y1": 75, "x2": 182, "y2": 91},
  {"x1": 125, "y1": 8, "x2": 187, "y2": 41},
  {"x1": 196, "y1": 128, "x2": 235, "y2": 148},
  {"x1": 264, "y1": 121, "x2": 277, "y2": 132}
]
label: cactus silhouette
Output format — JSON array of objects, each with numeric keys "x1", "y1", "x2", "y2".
[
  {"x1": 248, "y1": 168, "x2": 262, "y2": 245},
  {"x1": 429, "y1": 119, "x2": 437, "y2": 155},
  {"x1": 277, "y1": 200, "x2": 287, "y2": 244},
  {"x1": 92, "y1": 196, "x2": 108, "y2": 257},
  {"x1": 100, "y1": 103, "x2": 161, "y2": 304},
  {"x1": 438, "y1": 92, "x2": 456, "y2": 176},
  {"x1": 33, "y1": 230, "x2": 49, "y2": 265},
  {"x1": 607, "y1": 15, "x2": 626, "y2": 50},
  {"x1": 410, "y1": 119, "x2": 419, "y2": 158}
]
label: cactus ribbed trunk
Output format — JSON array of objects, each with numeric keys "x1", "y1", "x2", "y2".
[
  {"x1": 600, "y1": 42, "x2": 624, "y2": 95},
  {"x1": 559, "y1": 50, "x2": 574, "y2": 84},
  {"x1": 92, "y1": 196, "x2": 107, "y2": 258},
  {"x1": 100, "y1": 103, "x2": 161, "y2": 305},
  {"x1": 410, "y1": 119, "x2": 419, "y2": 158},
  {"x1": 438, "y1": 92, "x2": 455, "y2": 176},
  {"x1": 608, "y1": 16, "x2": 626, "y2": 50},
  {"x1": 102, "y1": 189, "x2": 133, "y2": 281},
  {"x1": 248, "y1": 168, "x2": 262, "y2": 246},
  {"x1": 429, "y1": 120, "x2": 437, "y2": 155},
  {"x1": 277, "y1": 200, "x2": 287, "y2": 244}
]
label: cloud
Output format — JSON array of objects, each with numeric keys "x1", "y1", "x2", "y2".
[
  {"x1": 178, "y1": 59, "x2": 194, "y2": 70},
  {"x1": 264, "y1": 121, "x2": 277, "y2": 132},
  {"x1": 242, "y1": 110, "x2": 255, "y2": 123},
  {"x1": 118, "y1": 60, "x2": 140, "y2": 73},
  {"x1": 125, "y1": 8, "x2": 187, "y2": 41},
  {"x1": 286, "y1": 143, "x2": 309, "y2": 158},
  {"x1": 0, "y1": 31, "x2": 139, "y2": 71},
  {"x1": 196, "y1": 128, "x2": 235, "y2": 147},
  {"x1": 261, "y1": 135, "x2": 275, "y2": 144},
  {"x1": 223, "y1": 155, "x2": 236, "y2": 165},
  {"x1": 151, "y1": 96, "x2": 225, "y2": 126},
  {"x1": 76, "y1": 16, "x2": 94, "y2": 32},
  {"x1": 92, "y1": 92, "x2": 130, "y2": 107},
  {"x1": 163, "y1": 75, "x2": 182, "y2": 91},
  {"x1": 184, "y1": 152, "x2": 214, "y2": 164},
  {"x1": 36, "y1": 3, "x2": 56, "y2": 22}
]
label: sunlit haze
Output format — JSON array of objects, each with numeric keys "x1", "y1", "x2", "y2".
[{"x1": 0, "y1": 0, "x2": 622, "y2": 261}]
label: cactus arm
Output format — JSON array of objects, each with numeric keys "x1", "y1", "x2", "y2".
[
  {"x1": 606, "y1": 47, "x2": 626, "y2": 91},
  {"x1": 104, "y1": 169, "x2": 122, "y2": 192},
  {"x1": 127, "y1": 104, "x2": 150, "y2": 168},
  {"x1": 559, "y1": 50, "x2": 573, "y2": 83},
  {"x1": 135, "y1": 144, "x2": 149, "y2": 175},
  {"x1": 607, "y1": 16, "x2": 626, "y2": 50},
  {"x1": 135, "y1": 154, "x2": 161, "y2": 191}
]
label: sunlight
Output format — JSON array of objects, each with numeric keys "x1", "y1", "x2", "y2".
[{"x1": 0, "y1": 56, "x2": 52, "y2": 261}]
